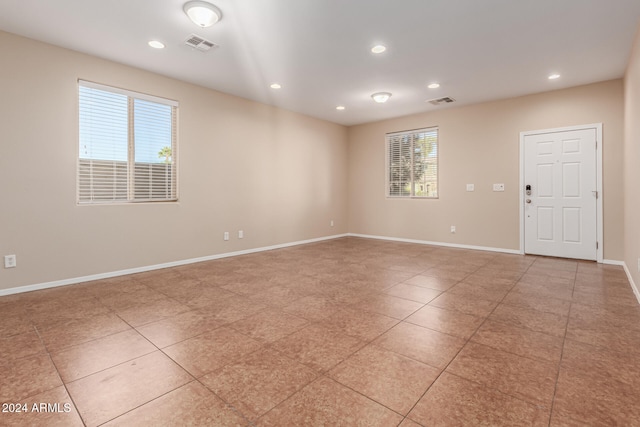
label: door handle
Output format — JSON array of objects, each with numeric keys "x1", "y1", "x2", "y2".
[{"x1": 526, "y1": 199, "x2": 532, "y2": 204}]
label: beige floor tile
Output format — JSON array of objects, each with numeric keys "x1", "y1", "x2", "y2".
[
  {"x1": 374, "y1": 322, "x2": 466, "y2": 369},
  {"x1": 136, "y1": 309, "x2": 224, "y2": 348},
  {"x1": 114, "y1": 297, "x2": 191, "y2": 327},
  {"x1": 405, "y1": 305, "x2": 484, "y2": 340},
  {"x1": 201, "y1": 347, "x2": 318, "y2": 420},
  {"x1": 446, "y1": 342, "x2": 558, "y2": 407},
  {"x1": 0, "y1": 353, "x2": 62, "y2": 401},
  {"x1": 256, "y1": 377, "x2": 403, "y2": 426},
  {"x1": 429, "y1": 292, "x2": 498, "y2": 318},
  {"x1": 403, "y1": 274, "x2": 458, "y2": 291},
  {"x1": 320, "y1": 307, "x2": 399, "y2": 341},
  {"x1": 163, "y1": 327, "x2": 262, "y2": 377},
  {"x1": 501, "y1": 292, "x2": 571, "y2": 316},
  {"x1": 384, "y1": 283, "x2": 442, "y2": 304},
  {"x1": 36, "y1": 313, "x2": 131, "y2": 352},
  {"x1": 471, "y1": 320, "x2": 564, "y2": 364},
  {"x1": 0, "y1": 329, "x2": 46, "y2": 362},
  {"x1": 355, "y1": 294, "x2": 425, "y2": 320},
  {"x1": 103, "y1": 381, "x2": 248, "y2": 426},
  {"x1": 228, "y1": 308, "x2": 308, "y2": 343},
  {"x1": 490, "y1": 303, "x2": 568, "y2": 337},
  {"x1": 270, "y1": 324, "x2": 364, "y2": 372},
  {"x1": 408, "y1": 372, "x2": 549, "y2": 426},
  {"x1": 67, "y1": 351, "x2": 192, "y2": 427},
  {"x1": 329, "y1": 344, "x2": 440, "y2": 415},
  {"x1": 51, "y1": 329, "x2": 156, "y2": 382},
  {"x1": 281, "y1": 295, "x2": 344, "y2": 321}
]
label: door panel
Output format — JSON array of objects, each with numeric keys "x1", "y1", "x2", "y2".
[{"x1": 524, "y1": 128, "x2": 597, "y2": 260}]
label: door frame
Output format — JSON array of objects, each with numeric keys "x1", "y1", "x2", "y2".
[{"x1": 519, "y1": 123, "x2": 603, "y2": 262}]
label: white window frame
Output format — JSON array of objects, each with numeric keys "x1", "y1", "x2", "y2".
[
  {"x1": 77, "y1": 80, "x2": 179, "y2": 204},
  {"x1": 386, "y1": 127, "x2": 439, "y2": 199}
]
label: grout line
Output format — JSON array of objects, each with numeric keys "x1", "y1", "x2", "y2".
[{"x1": 547, "y1": 263, "x2": 577, "y2": 426}]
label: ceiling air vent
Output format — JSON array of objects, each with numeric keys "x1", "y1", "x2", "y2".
[
  {"x1": 185, "y1": 34, "x2": 218, "y2": 52},
  {"x1": 427, "y1": 97, "x2": 456, "y2": 106}
]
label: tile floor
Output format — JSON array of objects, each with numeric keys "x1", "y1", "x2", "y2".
[{"x1": 1, "y1": 237, "x2": 639, "y2": 426}]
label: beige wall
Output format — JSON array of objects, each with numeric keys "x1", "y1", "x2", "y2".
[
  {"x1": 624, "y1": 25, "x2": 640, "y2": 289},
  {"x1": 0, "y1": 31, "x2": 349, "y2": 291},
  {"x1": 348, "y1": 80, "x2": 625, "y2": 259}
]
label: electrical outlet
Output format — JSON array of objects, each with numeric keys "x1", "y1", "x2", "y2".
[
  {"x1": 238, "y1": 230, "x2": 244, "y2": 239},
  {"x1": 450, "y1": 225, "x2": 456, "y2": 234},
  {"x1": 223, "y1": 232, "x2": 229, "y2": 241},
  {"x1": 493, "y1": 183, "x2": 505, "y2": 192},
  {"x1": 330, "y1": 220, "x2": 334, "y2": 227},
  {"x1": 466, "y1": 184, "x2": 474, "y2": 192},
  {"x1": 4, "y1": 255, "x2": 16, "y2": 269}
]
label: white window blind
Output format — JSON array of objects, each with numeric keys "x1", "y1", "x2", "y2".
[
  {"x1": 78, "y1": 80, "x2": 178, "y2": 204},
  {"x1": 387, "y1": 127, "x2": 438, "y2": 198}
]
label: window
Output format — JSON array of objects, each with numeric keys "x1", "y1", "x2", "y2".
[
  {"x1": 387, "y1": 127, "x2": 438, "y2": 198},
  {"x1": 78, "y1": 80, "x2": 178, "y2": 204}
]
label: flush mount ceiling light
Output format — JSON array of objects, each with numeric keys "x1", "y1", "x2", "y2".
[
  {"x1": 270, "y1": 83, "x2": 282, "y2": 89},
  {"x1": 371, "y1": 45, "x2": 386, "y2": 54},
  {"x1": 183, "y1": 1, "x2": 222, "y2": 27},
  {"x1": 371, "y1": 92, "x2": 392, "y2": 103},
  {"x1": 548, "y1": 73, "x2": 561, "y2": 80},
  {"x1": 148, "y1": 40, "x2": 165, "y2": 49},
  {"x1": 427, "y1": 83, "x2": 440, "y2": 89},
  {"x1": 336, "y1": 105, "x2": 346, "y2": 111}
]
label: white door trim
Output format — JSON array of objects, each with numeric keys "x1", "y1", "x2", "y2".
[{"x1": 519, "y1": 123, "x2": 603, "y2": 262}]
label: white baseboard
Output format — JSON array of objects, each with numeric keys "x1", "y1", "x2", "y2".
[
  {"x1": 622, "y1": 262, "x2": 640, "y2": 304},
  {"x1": 0, "y1": 233, "x2": 349, "y2": 297},
  {"x1": 347, "y1": 233, "x2": 521, "y2": 255}
]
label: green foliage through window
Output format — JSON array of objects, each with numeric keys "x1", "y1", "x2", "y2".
[{"x1": 387, "y1": 128, "x2": 438, "y2": 198}]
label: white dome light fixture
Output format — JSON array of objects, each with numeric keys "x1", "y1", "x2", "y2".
[
  {"x1": 148, "y1": 40, "x2": 165, "y2": 49},
  {"x1": 371, "y1": 92, "x2": 392, "y2": 103},
  {"x1": 184, "y1": 1, "x2": 222, "y2": 27}
]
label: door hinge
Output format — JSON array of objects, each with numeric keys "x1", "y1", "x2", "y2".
[
  {"x1": 592, "y1": 190, "x2": 598, "y2": 199},
  {"x1": 595, "y1": 140, "x2": 597, "y2": 149},
  {"x1": 596, "y1": 242, "x2": 599, "y2": 249}
]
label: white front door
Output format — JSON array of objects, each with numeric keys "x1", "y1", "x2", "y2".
[{"x1": 523, "y1": 128, "x2": 598, "y2": 260}]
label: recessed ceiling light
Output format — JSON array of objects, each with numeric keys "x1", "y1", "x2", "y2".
[
  {"x1": 336, "y1": 106, "x2": 346, "y2": 111},
  {"x1": 148, "y1": 40, "x2": 165, "y2": 49},
  {"x1": 427, "y1": 83, "x2": 440, "y2": 89},
  {"x1": 548, "y1": 73, "x2": 561, "y2": 80},
  {"x1": 183, "y1": 1, "x2": 222, "y2": 27},
  {"x1": 371, "y1": 92, "x2": 392, "y2": 103},
  {"x1": 371, "y1": 45, "x2": 386, "y2": 54},
  {"x1": 270, "y1": 83, "x2": 281, "y2": 89}
]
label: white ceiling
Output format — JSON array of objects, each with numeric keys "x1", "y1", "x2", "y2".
[{"x1": 1, "y1": 0, "x2": 639, "y2": 126}]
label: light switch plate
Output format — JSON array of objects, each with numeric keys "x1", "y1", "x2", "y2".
[
  {"x1": 466, "y1": 184, "x2": 474, "y2": 192},
  {"x1": 4, "y1": 255, "x2": 16, "y2": 268},
  {"x1": 493, "y1": 183, "x2": 505, "y2": 192}
]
